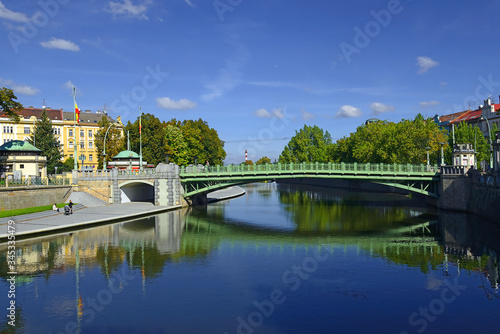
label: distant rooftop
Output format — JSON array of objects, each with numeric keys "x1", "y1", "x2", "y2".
[
  {"x1": 0, "y1": 140, "x2": 41, "y2": 152},
  {"x1": 112, "y1": 150, "x2": 140, "y2": 159}
]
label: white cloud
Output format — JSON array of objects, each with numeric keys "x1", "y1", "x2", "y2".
[
  {"x1": 183, "y1": 0, "x2": 195, "y2": 7},
  {"x1": 417, "y1": 56, "x2": 439, "y2": 74},
  {"x1": 335, "y1": 105, "x2": 362, "y2": 118},
  {"x1": 301, "y1": 108, "x2": 315, "y2": 120},
  {"x1": 40, "y1": 38, "x2": 80, "y2": 51},
  {"x1": 420, "y1": 100, "x2": 441, "y2": 108},
  {"x1": 0, "y1": 2, "x2": 29, "y2": 22},
  {"x1": 254, "y1": 108, "x2": 285, "y2": 119},
  {"x1": 370, "y1": 102, "x2": 394, "y2": 115},
  {"x1": 254, "y1": 108, "x2": 270, "y2": 118},
  {"x1": 64, "y1": 80, "x2": 75, "y2": 89},
  {"x1": 0, "y1": 78, "x2": 39, "y2": 96},
  {"x1": 108, "y1": 0, "x2": 151, "y2": 20},
  {"x1": 272, "y1": 108, "x2": 284, "y2": 119},
  {"x1": 156, "y1": 97, "x2": 197, "y2": 110},
  {"x1": 14, "y1": 85, "x2": 40, "y2": 96}
]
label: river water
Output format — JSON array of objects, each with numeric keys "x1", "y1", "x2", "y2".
[{"x1": 1, "y1": 182, "x2": 500, "y2": 334}]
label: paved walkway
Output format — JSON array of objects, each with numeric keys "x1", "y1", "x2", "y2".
[
  {"x1": 207, "y1": 186, "x2": 246, "y2": 202},
  {"x1": 0, "y1": 202, "x2": 181, "y2": 241}
]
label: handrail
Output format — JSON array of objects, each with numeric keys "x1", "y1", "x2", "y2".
[
  {"x1": 180, "y1": 163, "x2": 440, "y2": 176},
  {"x1": 77, "y1": 184, "x2": 109, "y2": 203}
]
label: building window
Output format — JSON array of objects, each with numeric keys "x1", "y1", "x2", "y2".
[
  {"x1": 3, "y1": 126, "x2": 13, "y2": 133},
  {"x1": 88, "y1": 141, "x2": 93, "y2": 149},
  {"x1": 80, "y1": 129, "x2": 84, "y2": 137},
  {"x1": 24, "y1": 126, "x2": 30, "y2": 134},
  {"x1": 69, "y1": 141, "x2": 73, "y2": 149},
  {"x1": 70, "y1": 154, "x2": 73, "y2": 159},
  {"x1": 19, "y1": 164, "x2": 24, "y2": 169},
  {"x1": 88, "y1": 130, "x2": 93, "y2": 138},
  {"x1": 4, "y1": 139, "x2": 12, "y2": 144},
  {"x1": 80, "y1": 142, "x2": 85, "y2": 149},
  {"x1": 53, "y1": 128, "x2": 60, "y2": 135},
  {"x1": 69, "y1": 129, "x2": 73, "y2": 137},
  {"x1": 89, "y1": 154, "x2": 93, "y2": 162}
]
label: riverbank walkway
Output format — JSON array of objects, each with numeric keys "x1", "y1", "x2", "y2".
[
  {"x1": 0, "y1": 186, "x2": 246, "y2": 242},
  {"x1": 0, "y1": 202, "x2": 181, "y2": 241}
]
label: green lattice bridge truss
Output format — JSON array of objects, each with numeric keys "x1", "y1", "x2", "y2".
[{"x1": 180, "y1": 162, "x2": 441, "y2": 198}]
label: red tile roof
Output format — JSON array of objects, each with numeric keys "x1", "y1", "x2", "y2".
[
  {"x1": 449, "y1": 109, "x2": 481, "y2": 124},
  {"x1": 0, "y1": 107, "x2": 63, "y2": 121},
  {"x1": 439, "y1": 110, "x2": 469, "y2": 123}
]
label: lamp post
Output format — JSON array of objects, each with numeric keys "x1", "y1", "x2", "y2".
[
  {"x1": 425, "y1": 147, "x2": 431, "y2": 166},
  {"x1": 480, "y1": 115, "x2": 493, "y2": 169},
  {"x1": 103, "y1": 121, "x2": 122, "y2": 170},
  {"x1": 439, "y1": 142, "x2": 446, "y2": 166}
]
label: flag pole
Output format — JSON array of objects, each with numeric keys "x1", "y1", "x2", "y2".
[
  {"x1": 139, "y1": 107, "x2": 143, "y2": 171},
  {"x1": 73, "y1": 86, "x2": 78, "y2": 171}
]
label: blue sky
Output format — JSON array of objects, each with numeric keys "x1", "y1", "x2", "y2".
[{"x1": 1, "y1": 0, "x2": 500, "y2": 163}]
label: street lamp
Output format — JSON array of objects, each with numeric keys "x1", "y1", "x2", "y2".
[
  {"x1": 480, "y1": 115, "x2": 493, "y2": 169},
  {"x1": 439, "y1": 142, "x2": 446, "y2": 166},
  {"x1": 425, "y1": 147, "x2": 431, "y2": 166},
  {"x1": 103, "y1": 120, "x2": 123, "y2": 170}
]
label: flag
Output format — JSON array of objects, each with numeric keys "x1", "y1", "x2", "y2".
[
  {"x1": 139, "y1": 115, "x2": 142, "y2": 134},
  {"x1": 74, "y1": 102, "x2": 80, "y2": 123}
]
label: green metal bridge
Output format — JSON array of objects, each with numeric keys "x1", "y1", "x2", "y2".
[{"x1": 180, "y1": 162, "x2": 441, "y2": 199}]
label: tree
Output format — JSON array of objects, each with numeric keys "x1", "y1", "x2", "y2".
[
  {"x1": 165, "y1": 124, "x2": 189, "y2": 165},
  {"x1": 26, "y1": 109, "x2": 62, "y2": 174},
  {"x1": 330, "y1": 114, "x2": 448, "y2": 164},
  {"x1": 0, "y1": 87, "x2": 22, "y2": 122},
  {"x1": 256, "y1": 156, "x2": 271, "y2": 165},
  {"x1": 279, "y1": 125, "x2": 332, "y2": 163},
  {"x1": 125, "y1": 113, "x2": 167, "y2": 166},
  {"x1": 181, "y1": 119, "x2": 226, "y2": 165},
  {"x1": 59, "y1": 157, "x2": 75, "y2": 173},
  {"x1": 95, "y1": 115, "x2": 124, "y2": 168}
]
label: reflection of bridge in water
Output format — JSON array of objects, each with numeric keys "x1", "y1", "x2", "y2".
[{"x1": 2, "y1": 209, "x2": 499, "y2": 292}]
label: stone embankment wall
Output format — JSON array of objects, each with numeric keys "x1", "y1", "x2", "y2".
[
  {"x1": 467, "y1": 180, "x2": 500, "y2": 222},
  {"x1": 438, "y1": 172, "x2": 499, "y2": 222},
  {"x1": 0, "y1": 186, "x2": 72, "y2": 211}
]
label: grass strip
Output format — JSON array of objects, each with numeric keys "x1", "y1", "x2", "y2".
[{"x1": 0, "y1": 203, "x2": 68, "y2": 218}]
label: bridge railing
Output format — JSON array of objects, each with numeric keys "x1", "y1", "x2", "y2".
[
  {"x1": 181, "y1": 162, "x2": 440, "y2": 175},
  {"x1": 0, "y1": 176, "x2": 72, "y2": 188},
  {"x1": 78, "y1": 168, "x2": 158, "y2": 179}
]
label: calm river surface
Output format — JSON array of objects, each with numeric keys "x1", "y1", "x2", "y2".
[{"x1": 1, "y1": 183, "x2": 500, "y2": 334}]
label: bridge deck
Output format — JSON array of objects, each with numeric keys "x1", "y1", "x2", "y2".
[{"x1": 180, "y1": 162, "x2": 441, "y2": 198}]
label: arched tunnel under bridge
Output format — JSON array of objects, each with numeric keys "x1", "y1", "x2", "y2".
[{"x1": 119, "y1": 180, "x2": 155, "y2": 204}]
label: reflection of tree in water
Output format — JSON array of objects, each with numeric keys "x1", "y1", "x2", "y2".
[{"x1": 278, "y1": 188, "x2": 416, "y2": 233}]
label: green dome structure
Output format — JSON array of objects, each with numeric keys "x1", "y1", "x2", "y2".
[
  {"x1": 0, "y1": 140, "x2": 41, "y2": 153},
  {"x1": 108, "y1": 150, "x2": 147, "y2": 169}
]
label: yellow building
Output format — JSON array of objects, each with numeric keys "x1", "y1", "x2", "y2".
[
  {"x1": 62, "y1": 110, "x2": 119, "y2": 169},
  {"x1": 0, "y1": 107, "x2": 121, "y2": 170}
]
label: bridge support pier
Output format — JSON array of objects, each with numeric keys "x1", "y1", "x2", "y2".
[
  {"x1": 156, "y1": 163, "x2": 183, "y2": 207},
  {"x1": 190, "y1": 193, "x2": 208, "y2": 206}
]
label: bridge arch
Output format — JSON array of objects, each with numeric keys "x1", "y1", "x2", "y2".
[{"x1": 118, "y1": 180, "x2": 155, "y2": 204}]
